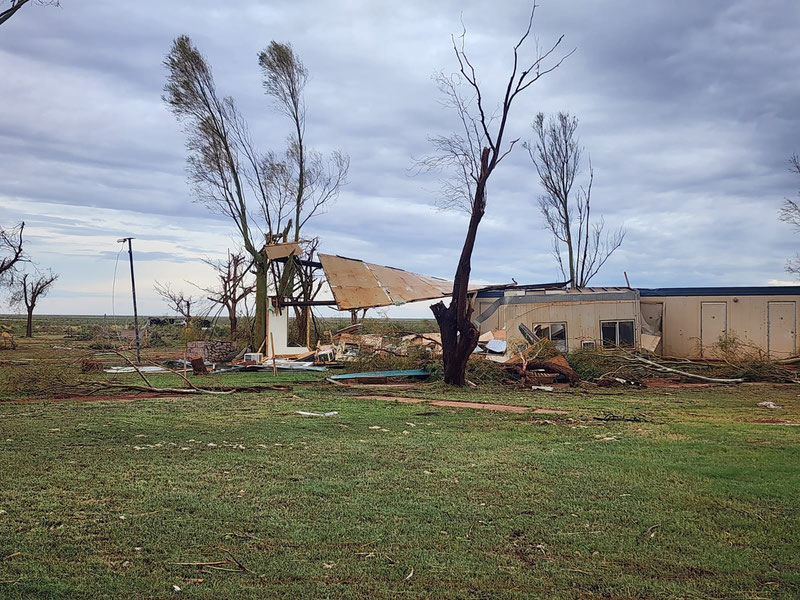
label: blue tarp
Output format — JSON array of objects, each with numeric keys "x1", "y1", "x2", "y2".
[{"x1": 329, "y1": 369, "x2": 430, "y2": 380}]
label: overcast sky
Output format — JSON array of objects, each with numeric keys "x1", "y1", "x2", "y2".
[{"x1": 1, "y1": 0, "x2": 799, "y2": 318}]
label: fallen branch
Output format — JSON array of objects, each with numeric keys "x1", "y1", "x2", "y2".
[
  {"x1": 111, "y1": 350, "x2": 153, "y2": 387},
  {"x1": 594, "y1": 413, "x2": 651, "y2": 423},
  {"x1": 145, "y1": 358, "x2": 199, "y2": 390},
  {"x1": 622, "y1": 354, "x2": 743, "y2": 384},
  {"x1": 214, "y1": 546, "x2": 255, "y2": 575},
  {"x1": 101, "y1": 383, "x2": 235, "y2": 395}
]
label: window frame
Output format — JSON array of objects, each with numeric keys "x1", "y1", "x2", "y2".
[
  {"x1": 600, "y1": 319, "x2": 635, "y2": 348},
  {"x1": 533, "y1": 322, "x2": 568, "y2": 353}
]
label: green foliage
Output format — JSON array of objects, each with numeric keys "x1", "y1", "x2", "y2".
[
  {"x1": 0, "y1": 362, "x2": 82, "y2": 399},
  {"x1": 566, "y1": 348, "x2": 618, "y2": 380},
  {"x1": 346, "y1": 346, "x2": 436, "y2": 374}
]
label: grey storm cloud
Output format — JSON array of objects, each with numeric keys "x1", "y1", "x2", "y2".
[{"x1": 1, "y1": 0, "x2": 799, "y2": 315}]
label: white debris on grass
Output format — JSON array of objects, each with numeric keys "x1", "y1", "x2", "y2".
[
  {"x1": 295, "y1": 410, "x2": 338, "y2": 417},
  {"x1": 757, "y1": 401, "x2": 782, "y2": 409}
]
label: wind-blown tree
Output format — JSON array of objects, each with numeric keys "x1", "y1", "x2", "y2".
[
  {"x1": 10, "y1": 269, "x2": 58, "y2": 337},
  {"x1": 0, "y1": 222, "x2": 24, "y2": 283},
  {"x1": 163, "y1": 36, "x2": 347, "y2": 350},
  {"x1": 153, "y1": 281, "x2": 198, "y2": 324},
  {"x1": 417, "y1": 5, "x2": 570, "y2": 386},
  {"x1": 199, "y1": 250, "x2": 255, "y2": 339},
  {"x1": 0, "y1": 0, "x2": 58, "y2": 28},
  {"x1": 779, "y1": 154, "x2": 800, "y2": 275},
  {"x1": 259, "y1": 41, "x2": 349, "y2": 341},
  {"x1": 527, "y1": 112, "x2": 625, "y2": 288}
]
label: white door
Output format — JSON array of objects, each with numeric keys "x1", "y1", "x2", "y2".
[
  {"x1": 768, "y1": 302, "x2": 796, "y2": 358},
  {"x1": 701, "y1": 302, "x2": 726, "y2": 358}
]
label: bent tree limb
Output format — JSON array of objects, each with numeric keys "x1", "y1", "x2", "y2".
[{"x1": 625, "y1": 354, "x2": 743, "y2": 384}]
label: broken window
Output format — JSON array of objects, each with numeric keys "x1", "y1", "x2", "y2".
[
  {"x1": 533, "y1": 322, "x2": 567, "y2": 353},
  {"x1": 601, "y1": 320, "x2": 635, "y2": 348}
]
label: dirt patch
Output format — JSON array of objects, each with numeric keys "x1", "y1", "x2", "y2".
[
  {"x1": 752, "y1": 419, "x2": 800, "y2": 425},
  {"x1": 643, "y1": 378, "x2": 713, "y2": 388}
]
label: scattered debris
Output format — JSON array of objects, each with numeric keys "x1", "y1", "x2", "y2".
[
  {"x1": 757, "y1": 401, "x2": 782, "y2": 409},
  {"x1": 104, "y1": 366, "x2": 169, "y2": 374},
  {"x1": 190, "y1": 357, "x2": 208, "y2": 376},
  {"x1": 593, "y1": 413, "x2": 651, "y2": 423},
  {"x1": 295, "y1": 411, "x2": 339, "y2": 417}
]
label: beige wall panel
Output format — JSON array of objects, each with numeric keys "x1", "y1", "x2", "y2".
[
  {"x1": 647, "y1": 295, "x2": 800, "y2": 358},
  {"x1": 701, "y1": 302, "x2": 727, "y2": 357},
  {"x1": 500, "y1": 300, "x2": 637, "y2": 352},
  {"x1": 768, "y1": 301, "x2": 796, "y2": 358}
]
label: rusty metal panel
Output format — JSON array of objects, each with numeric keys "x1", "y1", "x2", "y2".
[
  {"x1": 365, "y1": 263, "x2": 452, "y2": 304},
  {"x1": 264, "y1": 241, "x2": 301, "y2": 260},
  {"x1": 319, "y1": 254, "x2": 453, "y2": 310},
  {"x1": 318, "y1": 255, "x2": 390, "y2": 309}
]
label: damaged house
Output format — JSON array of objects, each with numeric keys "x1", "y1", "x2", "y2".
[
  {"x1": 473, "y1": 284, "x2": 800, "y2": 359},
  {"x1": 263, "y1": 242, "x2": 799, "y2": 362}
]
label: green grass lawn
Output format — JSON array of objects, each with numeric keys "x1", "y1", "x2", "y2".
[{"x1": 1, "y1": 383, "x2": 798, "y2": 599}]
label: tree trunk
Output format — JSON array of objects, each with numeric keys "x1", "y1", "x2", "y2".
[
  {"x1": 293, "y1": 305, "x2": 308, "y2": 346},
  {"x1": 25, "y1": 307, "x2": 33, "y2": 337},
  {"x1": 228, "y1": 305, "x2": 238, "y2": 340},
  {"x1": 433, "y1": 148, "x2": 489, "y2": 386},
  {"x1": 254, "y1": 261, "x2": 268, "y2": 350}
]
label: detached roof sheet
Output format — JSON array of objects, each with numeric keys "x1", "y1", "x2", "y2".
[
  {"x1": 318, "y1": 254, "x2": 453, "y2": 310},
  {"x1": 263, "y1": 242, "x2": 301, "y2": 260}
]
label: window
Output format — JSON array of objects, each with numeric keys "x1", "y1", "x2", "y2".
[
  {"x1": 533, "y1": 323, "x2": 567, "y2": 352},
  {"x1": 601, "y1": 320, "x2": 635, "y2": 348}
]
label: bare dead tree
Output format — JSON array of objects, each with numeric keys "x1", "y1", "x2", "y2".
[
  {"x1": 153, "y1": 281, "x2": 198, "y2": 323},
  {"x1": 416, "y1": 4, "x2": 571, "y2": 385},
  {"x1": 198, "y1": 250, "x2": 255, "y2": 339},
  {"x1": 259, "y1": 41, "x2": 349, "y2": 341},
  {"x1": 0, "y1": 221, "x2": 25, "y2": 282},
  {"x1": 526, "y1": 112, "x2": 625, "y2": 287},
  {"x1": 0, "y1": 0, "x2": 58, "y2": 28},
  {"x1": 779, "y1": 154, "x2": 800, "y2": 275},
  {"x1": 9, "y1": 269, "x2": 58, "y2": 337}
]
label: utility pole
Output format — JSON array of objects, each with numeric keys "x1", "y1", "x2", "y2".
[{"x1": 117, "y1": 237, "x2": 141, "y2": 363}]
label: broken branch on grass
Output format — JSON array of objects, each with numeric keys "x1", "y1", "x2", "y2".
[
  {"x1": 621, "y1": 353, "x2": 743, "y2": 383},
  {"x1": 213, "y1": 546, "x2": 255, "y2": 574},
  {"x1": 111, "y1": 350, "x2": 153, "y2": 387},
  {"x1": 144, "y1": 358, "x2": 199, "y2": 391},
  {"x1": 594, "y1": 413, "x2": 651, "y2": 423}
]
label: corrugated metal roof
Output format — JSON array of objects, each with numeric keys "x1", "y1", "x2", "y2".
[
  {"x1": 639, "y1": 286, "x2": 800, "y2": 297},
  {"x1": 318, "y1": 254, "x2": 454, "y2": 310}
]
